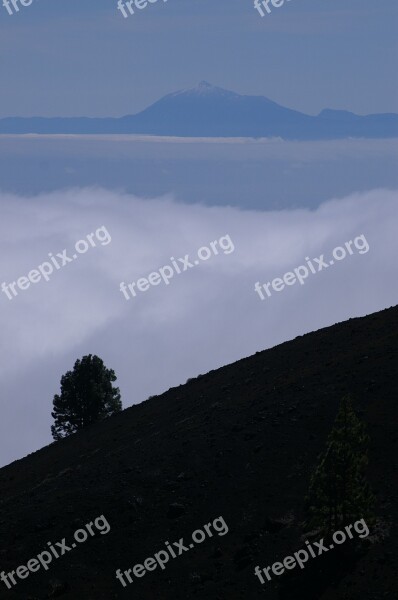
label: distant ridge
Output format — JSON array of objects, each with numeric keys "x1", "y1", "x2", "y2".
[{"x1": 1, "y1": 82, "x2": 397, "y2": 139}]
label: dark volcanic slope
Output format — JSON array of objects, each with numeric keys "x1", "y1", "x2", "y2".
[{"x1": 0, "y1": 306, "x2": 397, "y2": 600}]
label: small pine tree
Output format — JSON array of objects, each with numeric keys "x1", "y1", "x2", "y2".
[
  {"x1": 51, "y1": 354, "x2": 122, "y2": 440},
  {"x1": 305, "y1": 395, "x2": 374, "y2": 534}
]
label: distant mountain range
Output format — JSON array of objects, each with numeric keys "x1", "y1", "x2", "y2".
[{"x1": 1, "y1": 81, "x2": 398, "y2": 139}]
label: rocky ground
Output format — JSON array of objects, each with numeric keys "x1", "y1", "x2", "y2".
[{"x1": 0, "y1": 305, "x2": 397, "y2": 599}]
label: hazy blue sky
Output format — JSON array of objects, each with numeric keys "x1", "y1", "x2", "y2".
[{"x1": 0, "y1": 0, "x2": 397, "y2": 117}]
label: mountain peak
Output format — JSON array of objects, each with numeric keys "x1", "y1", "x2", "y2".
[
  {"x1": 166, "y1": 81, "x2": 240, "y2": 100},
  {"x1": 188, "y1": 81, "x2": 235, "y2": 96},
  {"x1": 197, "y1": 80, "x2": 213, "y2": 89}
]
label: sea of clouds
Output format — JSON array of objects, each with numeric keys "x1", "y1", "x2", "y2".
[{"x1": 0, "y1": 187, "x2": 397, "y2": 466}]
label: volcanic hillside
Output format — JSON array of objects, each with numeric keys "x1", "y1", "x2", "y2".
[{"x1": 0, "y1": 306, "x2": 397, "y2": 600}]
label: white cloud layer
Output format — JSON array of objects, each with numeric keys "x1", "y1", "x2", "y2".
[{"x1": 0, "y1": 187, "x2": 397, "y2": 466}]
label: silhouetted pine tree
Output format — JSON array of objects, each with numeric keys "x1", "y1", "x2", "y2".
[
  {"x1": 305, "y1": 395, "x2": 374, "y2": 533},
  {"x1": 51, "y1": 354, "x2": 122, "y2": 440}
]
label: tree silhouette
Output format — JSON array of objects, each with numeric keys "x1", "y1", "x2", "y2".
[
  {"x1": 51, "y1": 354, "x2": 122, "y2": 440},
  {"x1": 305, "y1": 395, "x2": 374, "y2": 533}
]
